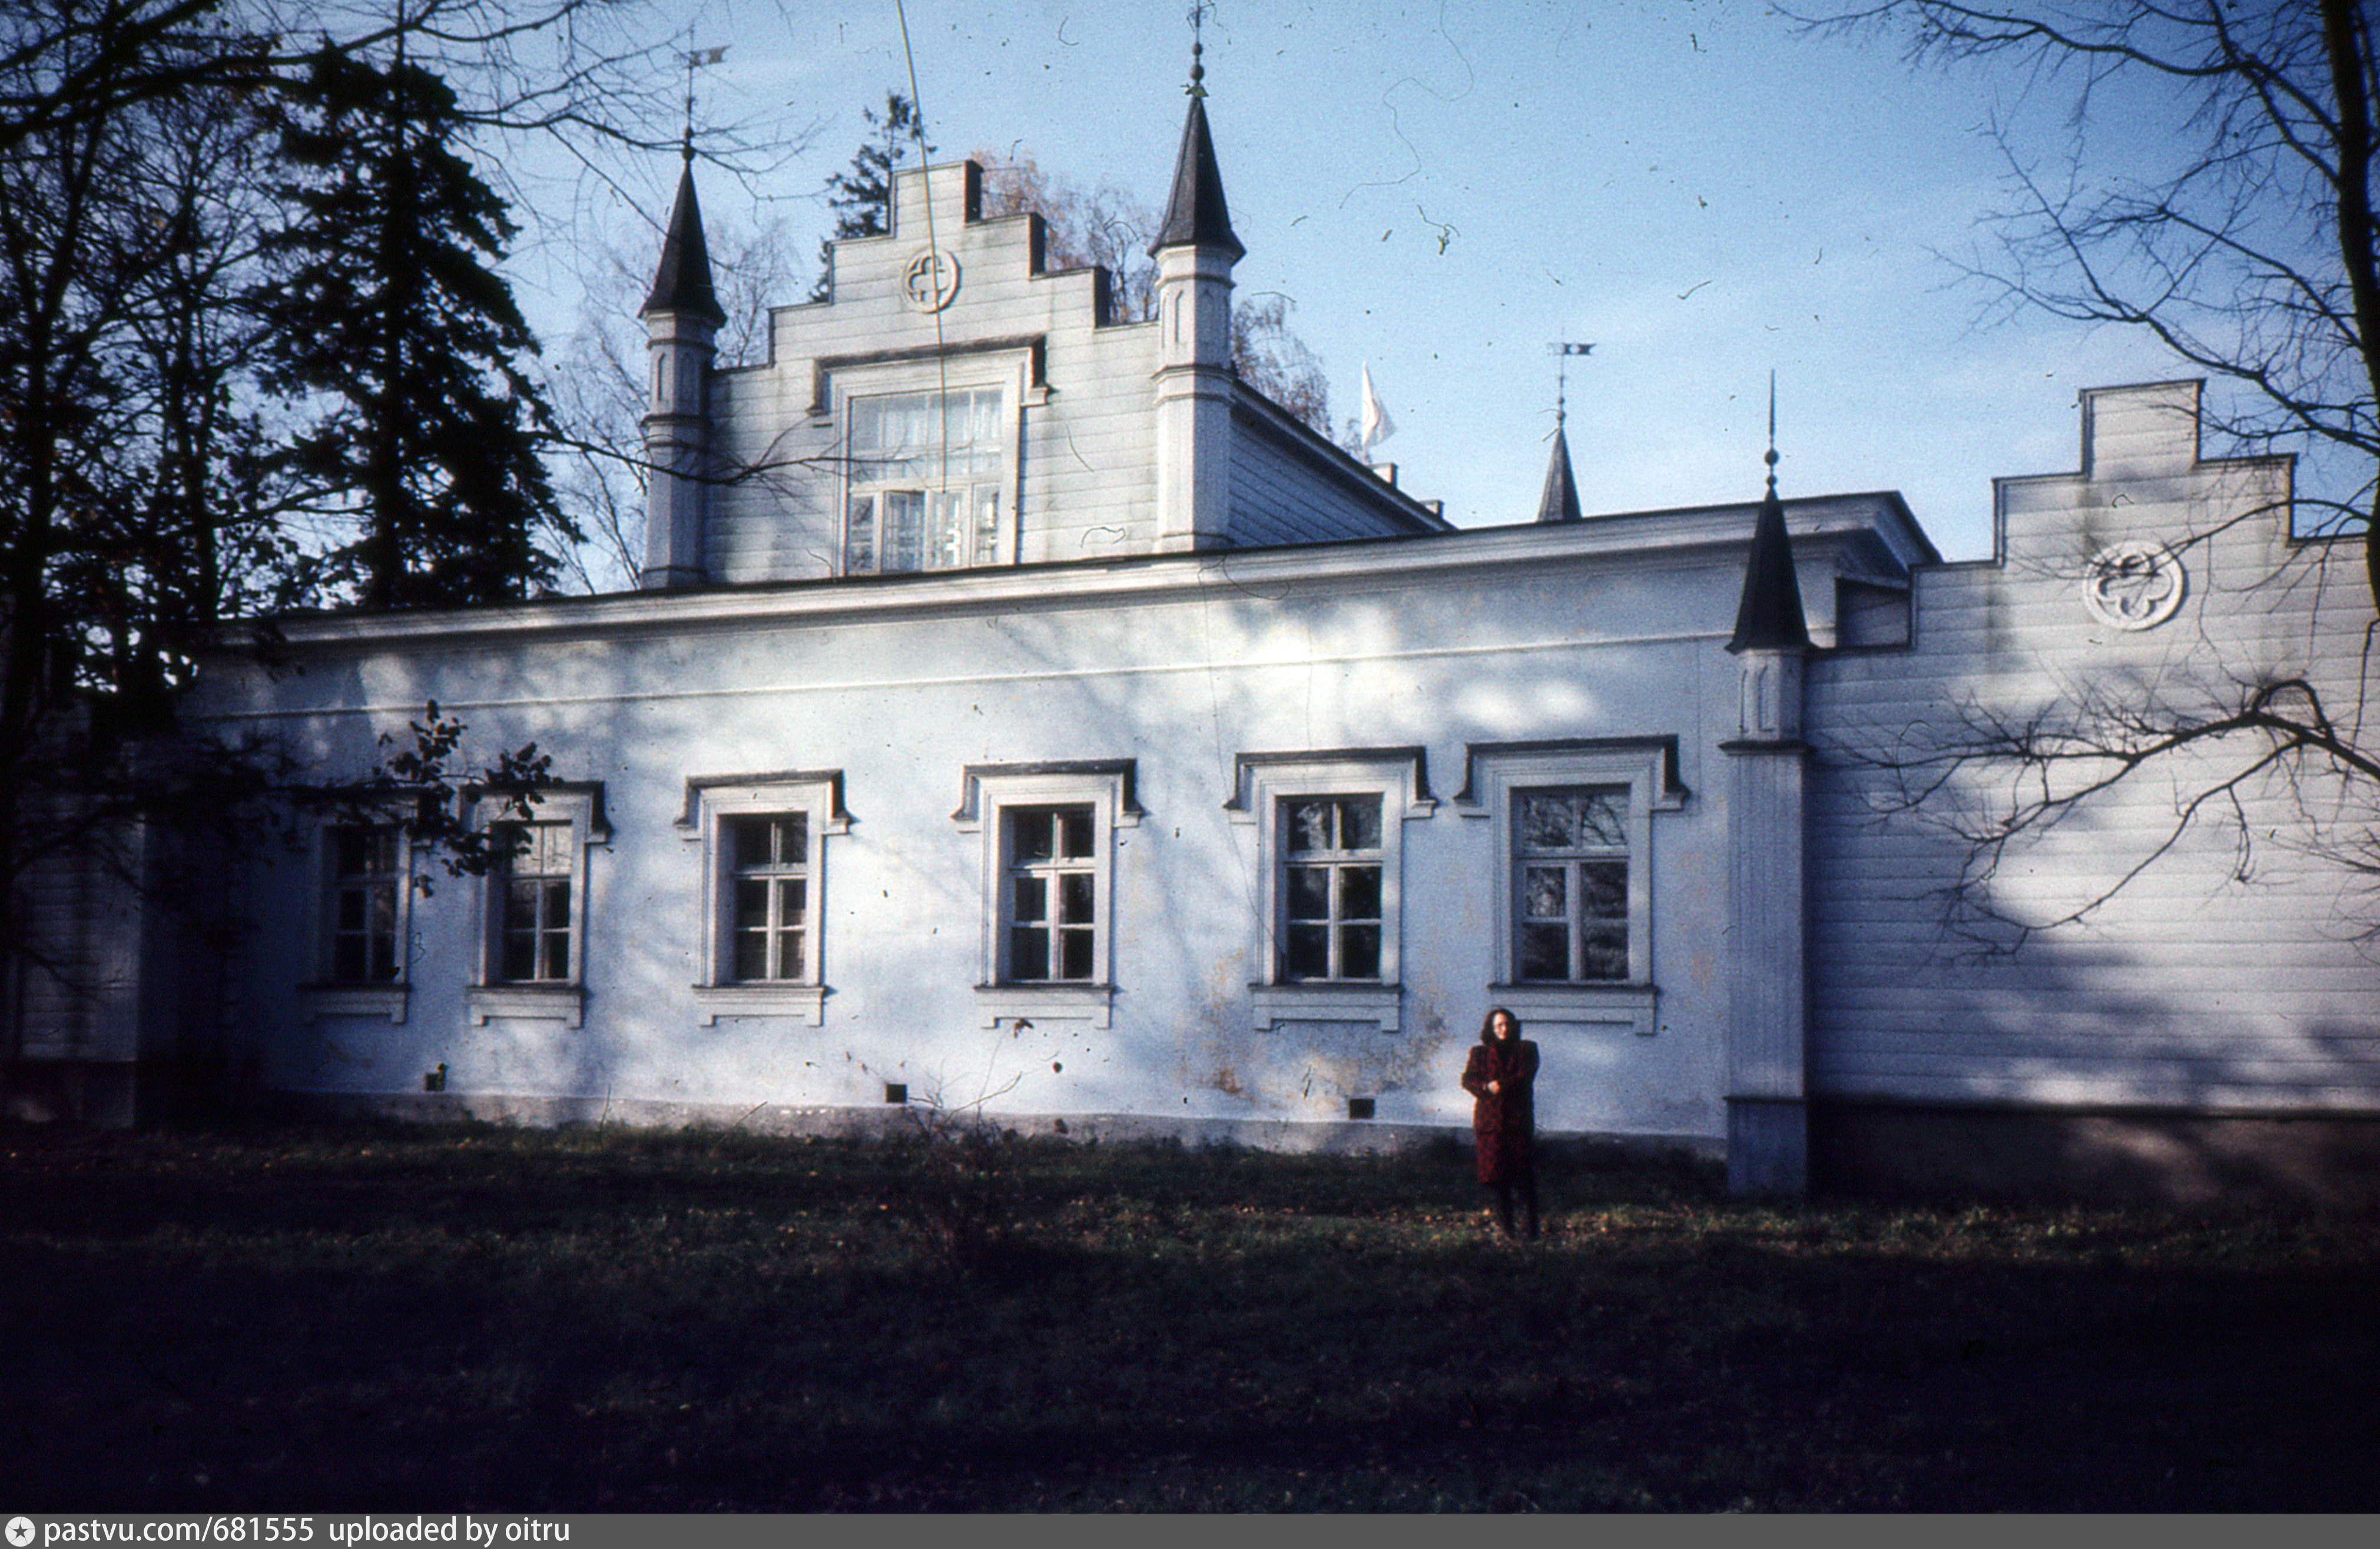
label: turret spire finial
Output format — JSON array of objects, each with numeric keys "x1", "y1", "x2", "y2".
[
  {"x1": 679, "y1": 44, "x2": 727, "y2": 163},
  {"x1": 1765, "y1": 369, "x2": 1779, "y2": 498},
  {"x1": 1186, "y1": 2, "x2": 1211, "y2": 97},
  {"x1": 1551, "y1": 340, "x2": 1593, "y2": 429}
]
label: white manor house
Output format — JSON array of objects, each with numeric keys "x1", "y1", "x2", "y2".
[{"x1": 10, "y1": 88, "x2": 2377, "y2": 1202}]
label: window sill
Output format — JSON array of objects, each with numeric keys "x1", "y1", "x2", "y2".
[
  {"x1": 1487, "y1": 982, "x2": 1659, "y2": 1035},
  {"x1": 1250, "y1": 981, "x2": 1402, "y2": 1034},
  {"x1": 467, "y1": 984, "x2": 585, "y2": 1028},
  {"x1": 691, "y1": 982, "x2": 827, "y2": 1027},
  {"x1": 299, "y1": 983, "x2": 409, "y2": 1025},
  {"x1": 975, "y1": 982, "x2": 1113, "y2": 1029}
]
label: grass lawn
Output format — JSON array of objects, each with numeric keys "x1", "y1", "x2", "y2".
[{"x1": 2, "y1": 1121, "x2": 2373, "y2": 1511}]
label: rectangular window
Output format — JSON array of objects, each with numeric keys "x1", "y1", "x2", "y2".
[
  {"x1": 326, "y1": 823, "x2": 402, "y2": 984},
  {"x1": 495, "y1": 820, "x2": 575, "y2": 984},
  {"x1": 1513, "y1": 788, "x2": 1630, "y2": 982},
  {"x1": 1005, "y1": 805, "x2": 1096, "y2": 982},
  {"x1": 1281, "y1": 796, "x2": 1384, "y2": 981},
  {"x1": 728, "y1": 813, "x2": 809, "y2": 982},
  {"x1": 844, "y1": 388, "x2": 1005, "y2": 575}
]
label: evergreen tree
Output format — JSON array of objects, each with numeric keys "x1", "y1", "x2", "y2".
[
  {"x1": 810, "y1": 91, "x2": 927, "y2": 302},
  {"x1": 258, "y1": 39, "x2": 574, "y2": 610}
]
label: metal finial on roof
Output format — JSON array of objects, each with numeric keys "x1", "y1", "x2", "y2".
[
  {"x1": 1765, "y1": 369, "x2": 1779, "y2": 497},
  {"x1": 1551, "y1": 340, "x2": 1593, "y2": 429},
  {"x1": 1186, "y1": 2, "x2": 1210, "y2": 97},
  {"x1": 678, "y1": 45, "x2": 726, "y2": 164}
]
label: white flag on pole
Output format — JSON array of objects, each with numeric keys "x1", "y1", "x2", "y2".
[{"x1": 1360, "y1": 363, "x2": 1396, "y2": 454}]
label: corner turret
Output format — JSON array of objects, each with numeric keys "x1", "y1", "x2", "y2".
[
  {"x1": 1149, "y1": 42, "x2": 1239, "y2": 553},
  {"x1": 1720, "y1": 390, "x2": 1812, "y2": 1199},
  {"x1": 639, "y1": 150, "x2": 722, "y2": 590}
]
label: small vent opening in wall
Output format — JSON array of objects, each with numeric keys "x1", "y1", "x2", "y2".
[
  {"x1": 884, "y1": 1083, "x2": 908, "y2": 1104},
  {"x1": 1347, "y1": 1097, "x2": 1375, "y2": 1120}
]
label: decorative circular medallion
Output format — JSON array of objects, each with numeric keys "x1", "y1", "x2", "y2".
[
  {"x1": 2081, "y1": 540, "x2": 2186, "y2": 631},
  {"x1": 901, "y1": 248, "x2": 961, "y2": 312}
]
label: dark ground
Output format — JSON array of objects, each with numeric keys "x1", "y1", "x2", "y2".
[{"x1": 3, "y1": 1123, "x2": 2374, "y2": 1511}]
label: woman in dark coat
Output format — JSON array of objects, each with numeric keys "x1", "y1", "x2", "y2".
[{"x1": 1460, "y1": 1007, "x2": 1540, "y2": 1240}]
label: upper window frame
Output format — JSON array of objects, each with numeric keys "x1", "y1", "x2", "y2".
[{"x1": 827, "y1": 352, "x2": 1033, "y2": 577}]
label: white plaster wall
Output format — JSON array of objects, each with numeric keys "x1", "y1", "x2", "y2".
[
  {"x1": 188, "y1": 511, "x2": 1901, "y2": 1145},
  {"x1": 1808, "y1": 382, "x2": 2380, "y2": 1111}
]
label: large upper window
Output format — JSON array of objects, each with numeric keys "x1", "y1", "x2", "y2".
[{"x1": 844, "y1": 388, "x2": 1004, "y2": 574}]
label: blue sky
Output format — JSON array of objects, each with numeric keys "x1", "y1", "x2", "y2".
[{"x1": 527, "y1": 1, "x2": 2205, "y2": 560}]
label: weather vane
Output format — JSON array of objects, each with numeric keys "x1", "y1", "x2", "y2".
[
  {"x1": 1550, "y1": 341, "x2": 1593, "y2": 428},
  {"x1": 679, "y1": 43, "x2": 728, "y2": 157}
]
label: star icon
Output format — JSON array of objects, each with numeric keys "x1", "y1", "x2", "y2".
[{"x1": 7, "y1": 1517, "x2": 36, "y2": 1547}]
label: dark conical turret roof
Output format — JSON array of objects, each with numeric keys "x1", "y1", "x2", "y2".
[
  {"x1": 1151, "y1": 95, "x2": 1244, "y2": 260},
  {"x1": 1728, "y1": 476, "x2": 1811, "y2": 653},
  {"x1": 1535, "y1": 425, "x2": 1582, "y2": 524},
  {"x1": 642, "y1": 153, "x2": 726, "y2": 325}
]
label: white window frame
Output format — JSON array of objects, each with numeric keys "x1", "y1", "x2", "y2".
[
  {"x1": 299, "y1": 815, "x2": 413, "y2": 1024},
  {"x1": 466, "y1": 785, "x2": 605, "y2": 1028},
  {"x1": 679, "y1": 774, "x2": 847, "y2": 1026},
  {"x1": 1459, "y1": 742, "x2": 1682, "y2": 1035},
  {"x1": 954, "y1": 763, "x2": 1138, "y2": 1030},
  {"x1": 1228, "y1": 750, "x2": 1434, "y2": 1034},
  {"x1": 827, "y1": 352, "x2": 1034, "y2": 577}
]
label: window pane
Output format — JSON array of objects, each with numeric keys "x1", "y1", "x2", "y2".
[
  {"x1": 1340, "y1": 925, "x2": 1381, "y2": 979},
  {"x1": 1057, "y1": 807, "x2": 1094, "y2": 859},
  {"x1": 972, "y1": 485, "x2": 1000, "y2": 565},
  {"x1": 782, "y1": 878, "x2": 807, "y2": 928},
  {"x1": 781, "y1": 929, "x2": 805, "y2": 981},
  {"x1": 333, "y1": 934, "x2": 367, "y2": 984},
  {"x1": 1012, "y1": 875, "x2": 1048, "y2": 924},
  {"x1": 1010, "y1": 926, "x2": 1050, "y2": 981},
  {"x1": 1337, "y1": 797, "x2": 1383, "y2": 852},
  {"x1": 1285, "y1": 923, "x2": 1330, "y2": 979},
  {"x1": 882, "y1": 491, "x2": 924, "y2": 572},
  {"x1": 734, "y1": 930, "x2": 768, "y2": 982},
  {"x1": 1519, "y1": 793, "x2": 1575, "y2": 852},
  {"x1": 501, "y1": 928, "x2": 536, "y2": 984},
  {"x1": 1059, "y1": 871, "x2": 1095, "y2": 925},
  {"x1": 1579, "y1": 926, "x2": 1629, "y2": 981},
  {"x1": 1338, "y1": 865, "x2": 1381, "y2": 922},
  {"x1": 846, "y1": 495, "x2": 876, "y2": 572},
  {"x1": 1579, "y1": 860, "x2": 1627, "y2": 920},
  {"x1": 1286, "y1": 866, "x2": 1331, "y2": 920},
  {"x1": 336, "y1": 888, "x2": 367, "y2": 932},
  {"x1": 1058, "y1": 928, "x2": 1094, "y2": 981},
  {"x1": 1012, "y1": 810, "x2": 1055, "y2": 863},
  {"x1": 735, "y1": 878, "x2": 770, "y2": 931},
  {"x1": 1287, "y1": 800, "x2": 1334, "y2": 854},
  {"x1": 1579, "y1": 790, "x2": 1627, "y2": 849},
  {"x1": 1519, "y1": 923, "x2": 1569, "y2": 980},
  {"x1": 1523, "y1": 866, "x2": 1566, "y2": 921}
]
